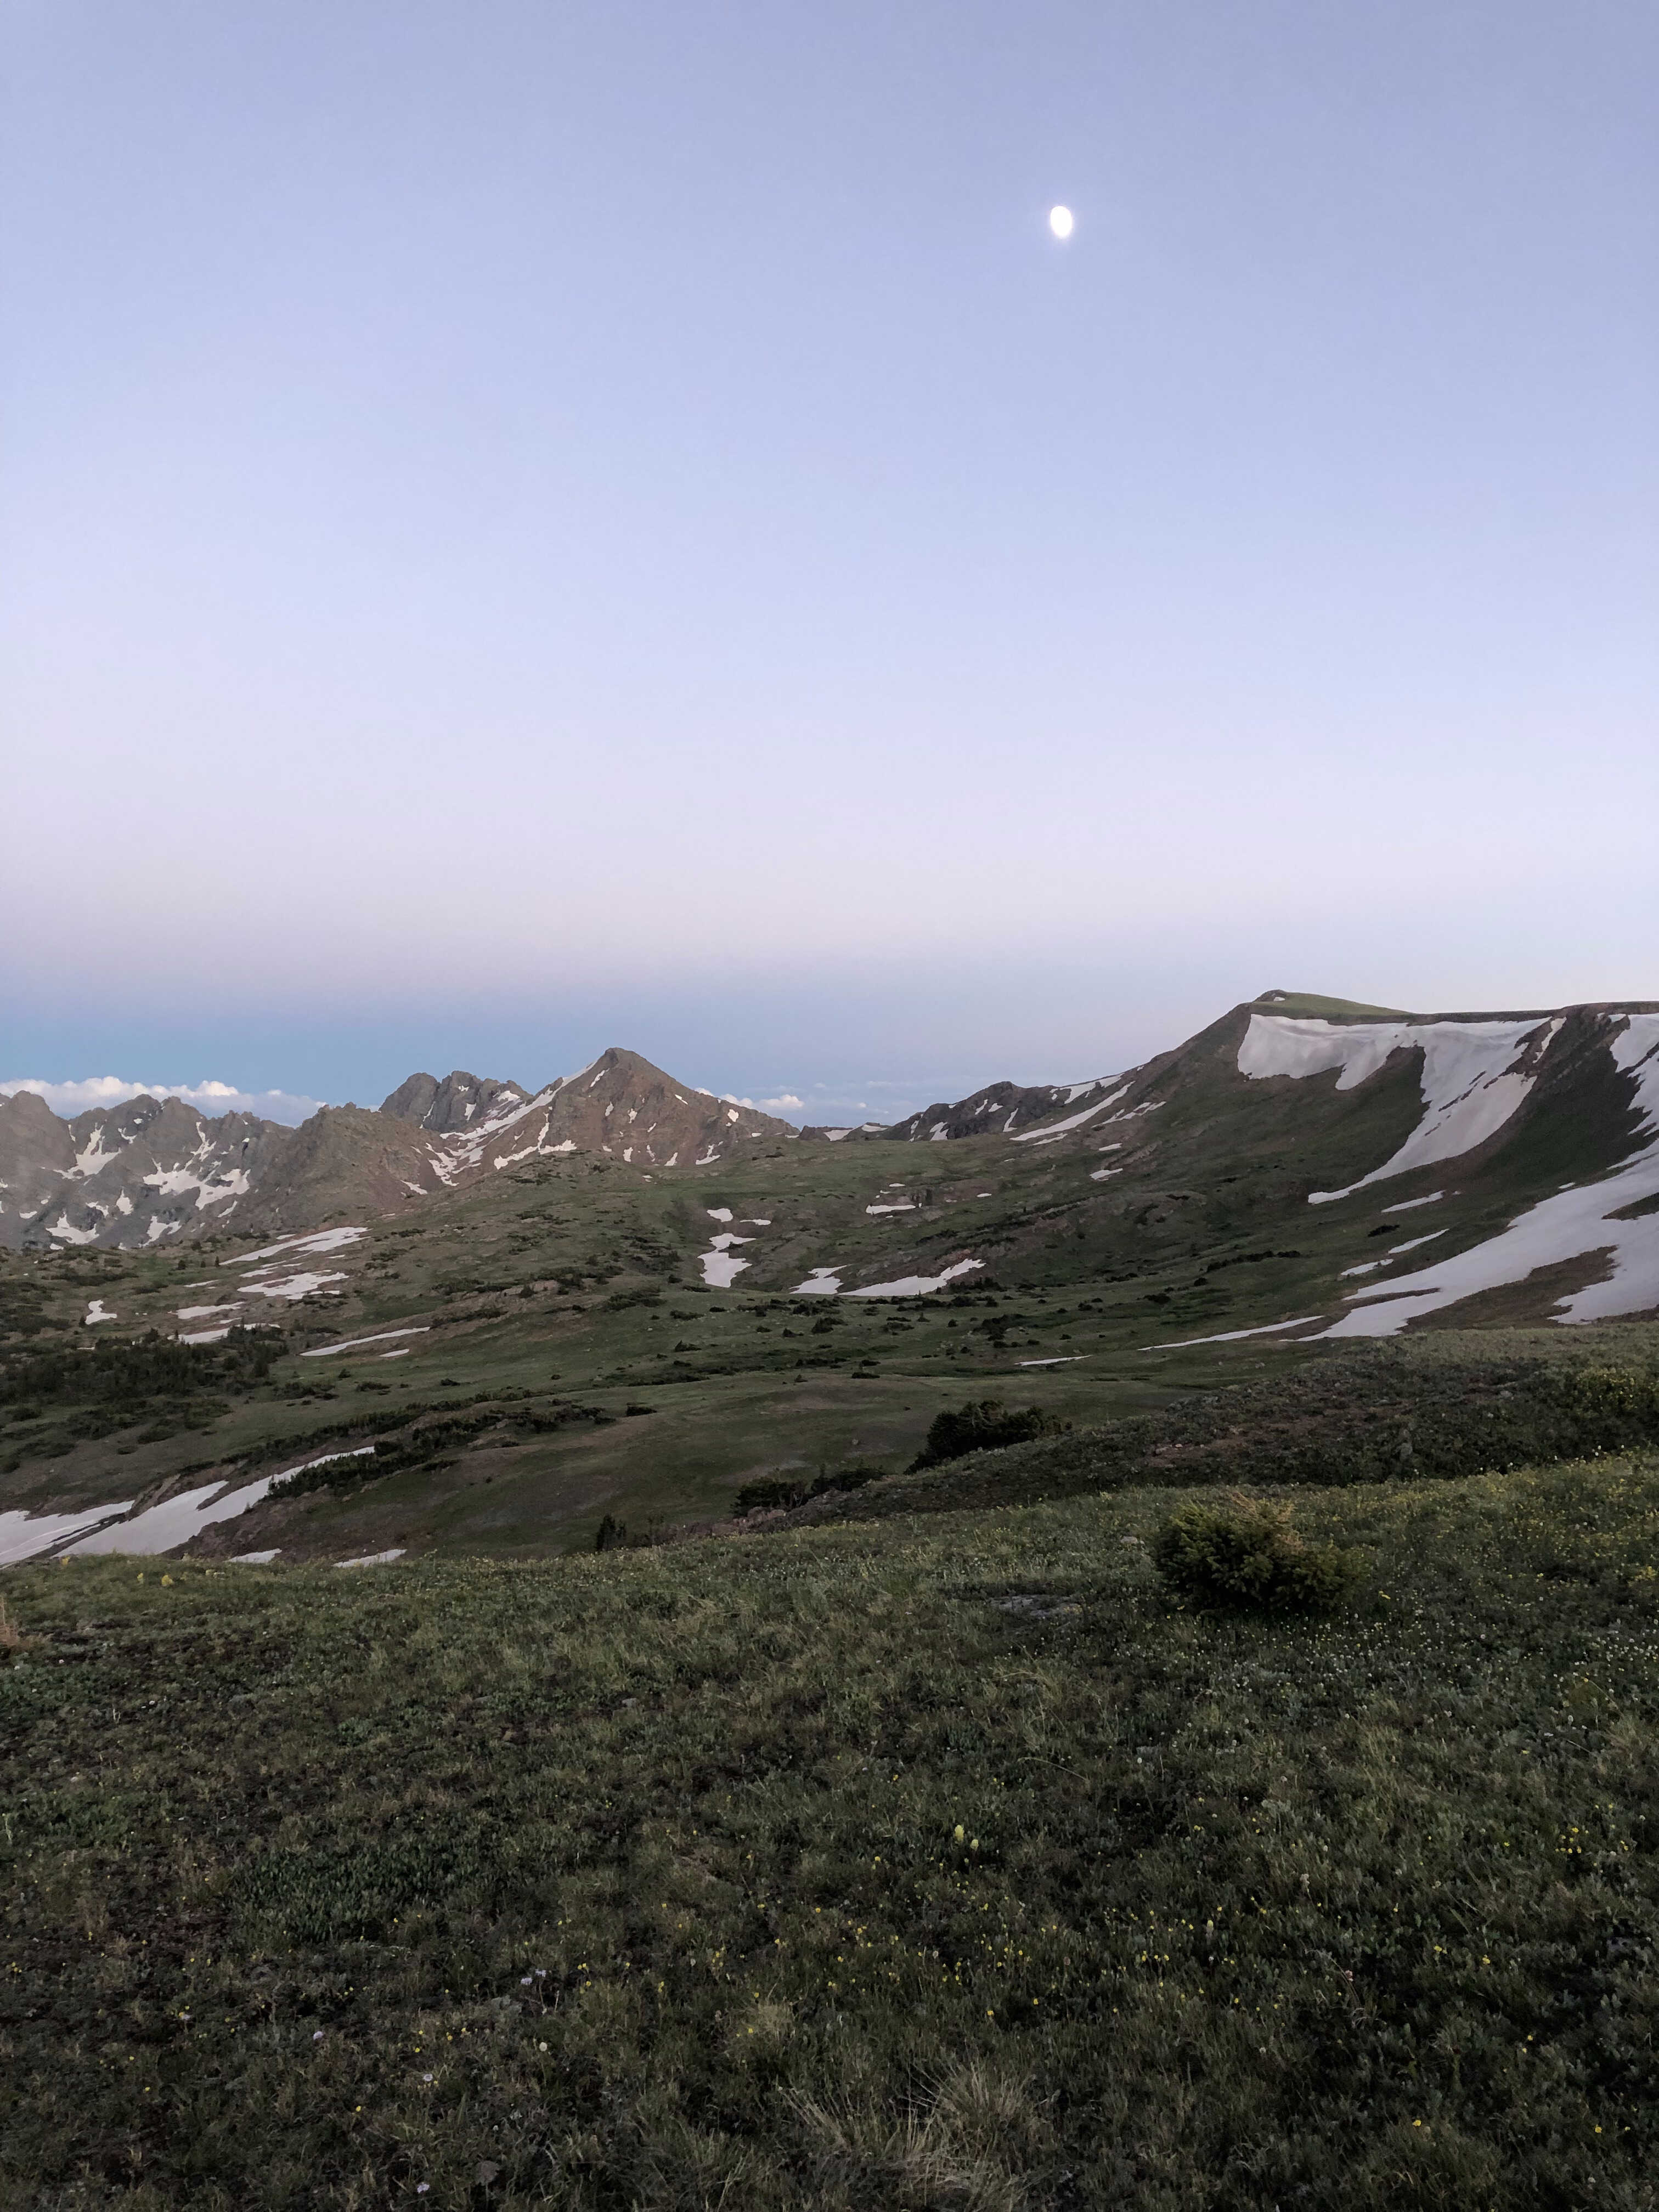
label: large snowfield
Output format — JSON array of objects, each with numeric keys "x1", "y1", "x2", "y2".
[{"x1": 1240, "y1": 1012, "x2": 1659, "y2": 1333}]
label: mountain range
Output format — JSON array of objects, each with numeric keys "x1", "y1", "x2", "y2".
[
  {"x1": 0, "y1": 1049, "x2": 797, "y2": 1252},
  {"x1": 5, "y1": 991, "x2": 1658, "y2": 1336}
]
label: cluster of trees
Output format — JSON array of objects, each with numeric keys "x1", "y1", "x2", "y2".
[{"x1": 1, "y1": 1328, "x2": 285, "y2": 1416}]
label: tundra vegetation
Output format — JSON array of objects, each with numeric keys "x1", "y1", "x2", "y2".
[{"x1": 4, "y1": 1445, "x2": 1657, "y2": 2209}]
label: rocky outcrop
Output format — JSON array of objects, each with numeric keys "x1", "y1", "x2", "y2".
[{"x1": 380, "y1": 1070, "x2": 530, "y2": 1133}]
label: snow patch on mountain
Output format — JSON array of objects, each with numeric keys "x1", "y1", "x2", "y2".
[
  {"x1": 701, "y1": 1231, "x2": 755, "y2": 1288},
  {"x1": 300, "y1": 1327, "x2": 431, "y2": 1358},
  {"x1": 244, "y1": 1271, "x2": 347, "y2": 1302},
  {"x1": 1238, "y1": 1013, "x2": 1558, "y2": 1200},
  {"x1": 0, "y1": 1500, "x2": 138, "y2": 1565},
  {"x1": 45, "y1": 1215, "x2": 100, "y2": 1245},
  {"x1": 234, "y1": 1227, "x2": 368, "y2": 1266},
  {"x1": 69, "y1": 1127, "x2": 123, "y2": 1178},
  {"x1": 144, "y1": 1159, "x2": 251, "y2": 1209},
  {"x1": 1008, "y1": 1086, "x2": 1130, "y2": 1143},
  {"x1": 1153, "y1": 1316, "x2": 1328, "y2": 1348},
  {"x1": 847, "y1": 1259, "x2": 984, "y2": 1297},
  {"x1": 64, "y1": 1474, "x2": 281, "y2": 1556}
]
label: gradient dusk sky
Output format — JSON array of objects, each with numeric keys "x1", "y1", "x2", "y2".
[{"x1": 5, "y1": 2, "x2": 1655, "y2": 1124}]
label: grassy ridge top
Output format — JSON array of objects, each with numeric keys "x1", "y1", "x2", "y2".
[
  {"x1": 5, "y1": 1454, "x2": 1657, "y2": 2207},
  {"x1": 1249, "y1": 990, "x2": 1413, "y2": 1018}
]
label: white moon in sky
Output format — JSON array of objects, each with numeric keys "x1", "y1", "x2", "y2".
[{"x1": 1048, "y1": 205, "x2": 1074, "y2": 240}]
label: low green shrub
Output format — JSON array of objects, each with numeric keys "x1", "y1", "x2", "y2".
[
  {"x1": 910, "y1": 1398, "x2": 1070, "y2": 1471},
  {"x1": 1152, "y1": 1489, "x2": 1363, "y2": 1615},
  {"x1": 1544, "y1": 1362, "x2": 1659, "y2": 1426}
]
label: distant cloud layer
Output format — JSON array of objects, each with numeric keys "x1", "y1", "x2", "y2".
[
  {"x1": 720, "y1": 1088, "x2": 879, "y2": 1124},
  {"x1": 0, "y1": 1077, "x2": 325, "y2": 1126}
]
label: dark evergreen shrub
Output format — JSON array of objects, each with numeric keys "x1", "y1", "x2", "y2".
[
  {"x1": 910, "y1": 1398, "x2": 1069, "y2": 1471},
  {"x1": 735, "y1": 1464, "x2": 887, "y2": 1516},
  {"x1": 1152, "y1": 1491, "x2": 1363, "y2": 1615}
]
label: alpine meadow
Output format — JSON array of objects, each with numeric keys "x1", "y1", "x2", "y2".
[{"x1": 5, "y1": 992, "x2": 1659, "y2": 2206}]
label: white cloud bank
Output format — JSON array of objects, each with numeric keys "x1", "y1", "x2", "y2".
[
  {"x1": 723, "y1": 1091, "x2": 808, "y2": 1111},
  {"x1": 0, "y1": 1077, "x2": 326, "y2": 1126},
  {"x1": 719, "y1": 1088, "x2": 883, "y2": 1122}
]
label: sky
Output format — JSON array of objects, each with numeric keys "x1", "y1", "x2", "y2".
[{"x1": 5, "y1": 1, "x2": 1656, "y2": 1126}]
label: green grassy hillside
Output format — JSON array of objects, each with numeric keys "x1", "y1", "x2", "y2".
[
  {"x1": 5, "y1": 1451, "x2": 1657, "y2": 2208},
  {"x1": 803, "y1": 1325, "x2": 1659, "y2": 1525}
]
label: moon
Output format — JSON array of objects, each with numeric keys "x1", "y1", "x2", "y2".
[{"x1": 1048, "y1": 205, "x2": 1074, "y2": 240}]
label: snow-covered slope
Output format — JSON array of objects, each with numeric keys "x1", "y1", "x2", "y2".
[
  {"x1": 1318, "y1": 1014, "x2": 1659, "y2": 1334},
  {"x1": 785, "y1": 991, "x2": 1659, "y2": 1328},
  {"x1": 1212, "y1": 1002, "x2": 1659, "y2": 1335}
]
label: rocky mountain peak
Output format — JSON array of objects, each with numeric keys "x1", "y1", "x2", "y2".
[
  {"x1": 470, "y1": 1047, "x2": 797, "y2": 1172},
  {"x1": 380, "y1": 1070, "x2": 529, "y2": 1134}
]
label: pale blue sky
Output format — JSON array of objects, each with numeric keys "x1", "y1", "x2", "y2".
[{"x1": 5, "y1": 2, "x2": 1655, "y2": 1123}]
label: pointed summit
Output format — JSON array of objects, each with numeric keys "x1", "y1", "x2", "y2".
[{"x1": 488, "y1": 1048, "x2": 795, "y2": 1171}]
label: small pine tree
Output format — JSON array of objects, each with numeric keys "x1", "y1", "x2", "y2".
[{"x1": 594, "y1": 1513, "x2": 628, "y2": 1552}]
